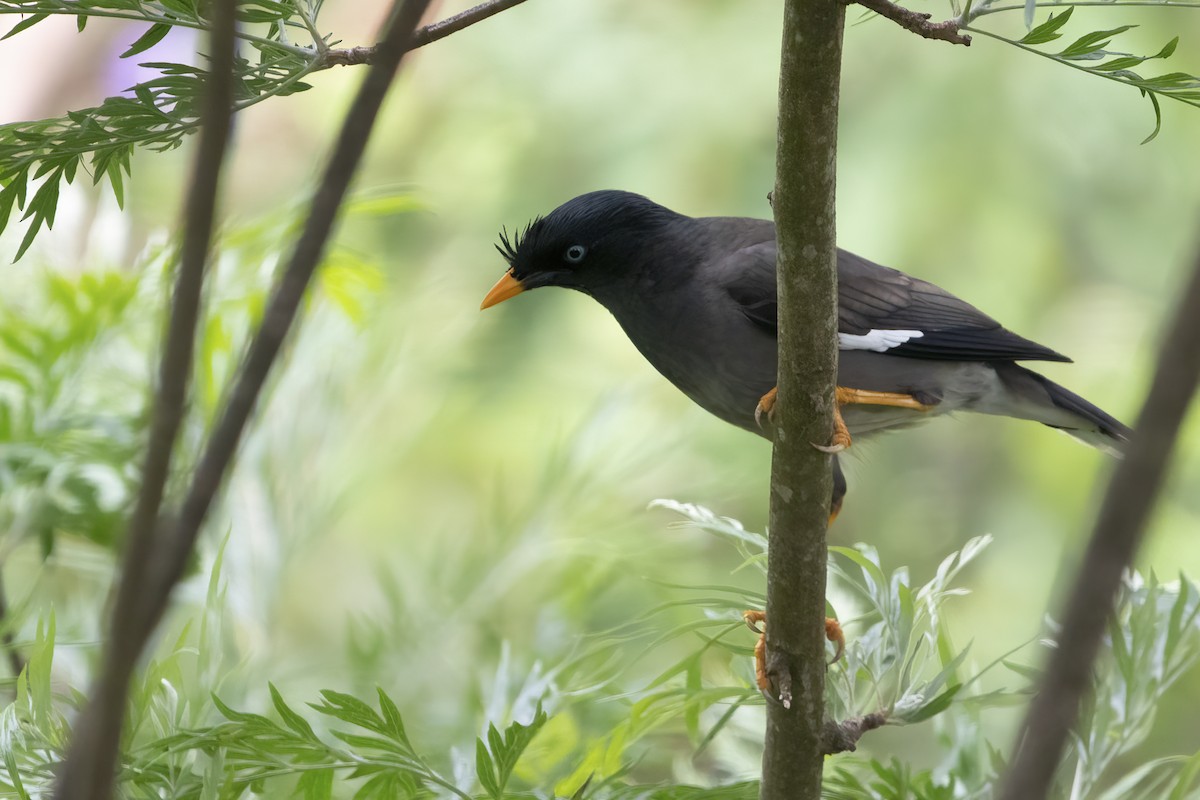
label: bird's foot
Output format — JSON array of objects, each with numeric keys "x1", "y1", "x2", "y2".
[
  {"x1": 825, "y1": 617, "x2": 845, "y2": 663},
  {"x1": 763, "y1": 385, "x2": 931, "y2": 450},
  {"x1": 743, "y1": 610, "x2": 770, "y2": 690},
  {"x1": 811, "y1": 386, "x2": 935, "y2": 453},
  {"x1": 755, "y1": 386, "x2": 778, "y2": 429},
  {"x1": 755, "y1": 385, "x2": 855, "y2": 452},
  {"x1": 743, "y1": 610, "x2": 845, "y2": 692}
]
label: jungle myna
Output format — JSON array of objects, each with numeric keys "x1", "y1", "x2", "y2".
[
  {"x1": 480, "y1": 189, "x2": 1128, "y2": 686},
  {"x1": 481, "y1": 190, "x2": 1128, "y2": 519}
]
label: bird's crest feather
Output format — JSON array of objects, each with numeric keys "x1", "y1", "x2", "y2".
[{"x1": 495, "y1": 218, "x2": 542, "y2": 267}]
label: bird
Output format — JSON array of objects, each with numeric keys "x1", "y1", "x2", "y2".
[{"x1": 480, "y1": 189, "x2": 1128, "y2": 685}]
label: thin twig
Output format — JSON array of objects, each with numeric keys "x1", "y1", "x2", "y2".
[
  {"x1": 821, "y1": 712, "x2": 887, "y2": 755},
  {"x1": 999, "y1": 239, "x2": 1200, "y2": 800},
  {"x1": 54, "y1": 2, "x2": 239, "y2": 797},
  {"x1": 319, "y1": 0, "x2": 530, "y2": 67},
  {"x1": 852, "y1": 0, "x2": 972, "y2": 45},
  {"x1": 410, "y1": 0, "x2": 527, "y2": 47},
  {"x1": 965, "y1": 26, "x2": 1200, "y2": 119},
  {"x1": 322, "y1": 46, "x2": 375, "y2": 67},
  {"x1": 0, "y1": 6, "x2": 310, "y2": 56}
]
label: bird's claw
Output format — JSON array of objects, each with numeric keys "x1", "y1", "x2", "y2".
[
  {"x1": 814, "y1": 404, "x2": 853, "y2": 453},
  {"x1": 826, "y1": 617, "x2": 846, "y2": 665},
  {"x1": 743, "y1": 611, "x2": 770, "y2": 690},
  {"x1": 755, "y1": 387, "x2": 778, "y2": 430},
  {"x1": 744, "y1": 610, "x2": 845, "y2": 693}
]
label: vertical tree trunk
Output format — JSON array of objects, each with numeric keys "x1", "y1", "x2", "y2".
[{"x1": 761, "y1": 0, "x2": 846, "y2": 798}]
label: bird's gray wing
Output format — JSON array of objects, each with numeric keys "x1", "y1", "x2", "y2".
[{"x1": 721, "y1": 244, "x2": 1071, "y2": 363}]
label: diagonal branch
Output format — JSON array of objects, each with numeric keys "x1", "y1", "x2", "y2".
[
  {"x1": 55, "y1": 0, "x2": 239, "y2": 795},
  {"x1": 851, "y1": 0, "x2": 972, "y2": 45},
  {"x1": 411, "y1": 0, "x2": 529, "y2": 47},
  {"x1": 140, "y1": 0, "x2": 433, "y2": 628},
  {"x1": 999, "y1": 237, "x2": 1200, "y2": 800},
  {"x1": 57, "y1": 0, "x2": 436, "y2": 797},
  {"x1": 320, "y1": 0, "x2": 530, "y2": 67}
]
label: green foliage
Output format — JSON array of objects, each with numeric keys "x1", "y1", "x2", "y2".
[
  {"x1": 0, "y1": 2, "x2": 1196, "y2": 797},
  {"x1": 0, "y1": 191, "x2": 398, "y2": 564},
  {"x1": 1064, "y1": 573, "x2": 1200, "y2": 799},
  {"x1": 1, "y1": 0, "x2": 1199, "y2": 261},
  {"x1": 2, "y1": 491, "x2": 1200, "y2": 797},
  {"x1": 824, "y1": 756, "x2": 976, "y2": 800},
  {"x1": 0, "y1": 270, "x2": 145, "y2": 556},
  {"x1": 823, "y1": 571, "x2": 1200, "y2": 799},
  {"x1": 638, "y1": 503, "x2": 1200, "y2": 799},
  {"x1": 958, "y1": 0, "x2": 1200, "y2": 142},
  {"x1": 0, "y1": 0, "x2": 329, "y2": 259},
  {"x1": 477, "y1": 706, "x2": 549, "y2": 799},
  {"x1": 0, "y1": 191, "x2": 408, "y2": 728},
  {"x1": 827, "y1": 535, "x2": 1003, "y2": 726},
  {"x1": 650, "y1": 502, "x2": 1016, "y2": 729}
]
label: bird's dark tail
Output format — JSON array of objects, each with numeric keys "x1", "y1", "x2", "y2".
[{"x1": 994, "y1": 364, "x2": 1130, "y2": 456}]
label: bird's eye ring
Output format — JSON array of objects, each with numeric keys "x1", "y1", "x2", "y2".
[{"x1": 564, "y1": 244, "x2": 587, "y2": 264}]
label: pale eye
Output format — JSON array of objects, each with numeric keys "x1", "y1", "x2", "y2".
[{"x1": 564, "y1": 244, "x2": 587, "y2": 264}]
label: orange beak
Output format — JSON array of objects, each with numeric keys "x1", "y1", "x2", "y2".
[{"x1": 480, "y1": 270, "x2": 526, "y2": 310}]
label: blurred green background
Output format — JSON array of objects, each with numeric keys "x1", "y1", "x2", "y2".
[{"x1": 2, "y1": 0, "x2": 1200, "y2": 791}]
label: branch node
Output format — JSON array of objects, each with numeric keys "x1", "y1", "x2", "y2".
[
  {"x1": 852, "y1": 0, "x2": 972, "y2": 46},
  {"x1": 320, "y1": 45, "x2": 376, "y2": 68},
  {"x1": 314, "y1": 1, "x2": 531, "y2": 72},
  {"x1": 820, "y1": 712, "x2": 887, "y2": 755}
]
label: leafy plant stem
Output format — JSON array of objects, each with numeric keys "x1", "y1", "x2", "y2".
[
  {"x1": 236, "y1": 757, "x2": 473, "y2": 799},
  {"x1": 0, "y1": 6, "x2": 313, "y2": 55},
  {"x1": 964, "y1": 24, "x2": 1200, "y2": 112},
  {"x1": 294, "y1": 0, "x2": 327, "y2": 51},
  {"x1": 6, "y1": 57, "x2": 322, "y2": 168},
  {"x1": 966, "y1": 0, "x2": 1200, "y2": 24}
]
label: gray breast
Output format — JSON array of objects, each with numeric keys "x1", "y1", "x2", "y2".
[{"x1": 594, "y1": 278, "x2": 778, "y2": 434}]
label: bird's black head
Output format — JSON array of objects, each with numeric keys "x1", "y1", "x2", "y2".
[{"x1": 481, "y1": 190, "x2": 681, "y2": 308}]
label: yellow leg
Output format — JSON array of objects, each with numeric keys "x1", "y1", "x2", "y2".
[
  {"x1": 756, "y1": 384, "x2": 934, "y2": 451},
  {"x1": 835, "y1": 386, "x2": 933, "y2": 411},
  {"x1": 743, "y1": 610, "x2": 845, "y2": 692},
  {"x1": 816, "y1": 386, "x2": 934, "y2": 453}
]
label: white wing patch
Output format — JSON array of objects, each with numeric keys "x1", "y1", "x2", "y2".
[{"x1": 838, "y1": 329, "x2": 925, "y2": 352}]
